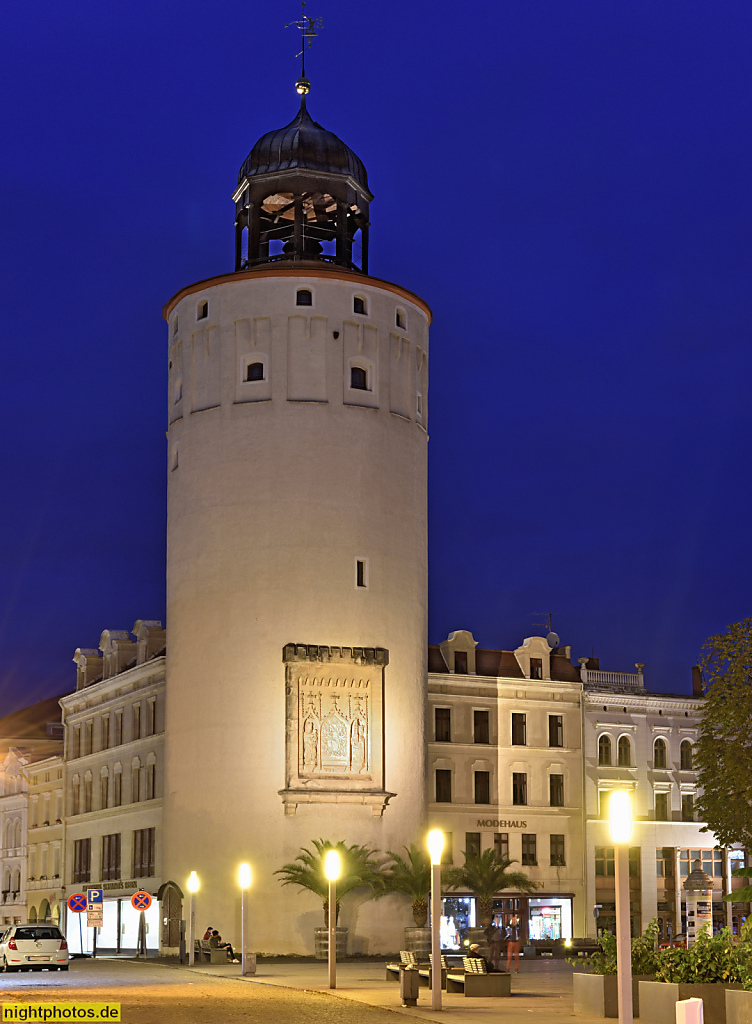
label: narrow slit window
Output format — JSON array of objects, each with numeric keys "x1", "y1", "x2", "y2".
[
  {"x1": 350, "y1": 366, "x2": 368, "y2": 391},
  {"x1": 416, "y1": 392, "x2": 423, "y2": 417},
  {"x1": 296, "y1": 289, "x2": 312, "y2": 306},
  {"x1": 353, "y1": 296, "x2": 366, "y2": 315},
  {"x1": 356, "y1": 559, "x2": 367, "y2": 588},
  {"x1": 396, "y1": 308, "x2": 406, "y2": 329},
  {"x1": 246, "y1": 361, "x2": 264, "y2": 382},
  {"x1": 197, "y1": 300, "x2": 208, "y2": 320}
]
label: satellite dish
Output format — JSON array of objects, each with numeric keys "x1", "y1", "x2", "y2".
[{"x1": 546, "y1": 632, "x2": 560, "y2": 649}]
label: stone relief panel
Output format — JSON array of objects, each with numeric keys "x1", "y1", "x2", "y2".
[{"x1": 281, "y1": 644, "x2": 392, "y2": 815}]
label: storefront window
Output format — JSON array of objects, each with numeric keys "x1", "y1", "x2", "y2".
[
  {"x1": 440, "y1": 897, "x2": 475, "y2": 950},
  {"x1": 528, "y1": 898, "x2": 572, "y2": 940}
]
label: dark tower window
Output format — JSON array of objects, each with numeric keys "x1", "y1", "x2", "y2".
[
  {"x1": 353, "y1": 296, "x2": 367, "y2": 315},
  {"x1": 356, "y1": 559, "x2": 367, "y2": 588},
  {"x1": 246, "y1": 362, "x2": 264, "y2": 382},
  {"x1": 396, "y1": 309, "x2": 406, "y2": 329},
  {"x1": 197, "y1": 300, "x2": 208, "y2": 320},
  {"x1": 350, "y1": 366, "x2": 368, "y2": 391},
  {"x1": 296, "y1": 289, "x2": 312, "y2": 306}
]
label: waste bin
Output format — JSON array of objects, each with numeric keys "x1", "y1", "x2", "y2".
[{"x1": 400, "y1": 966, "x2": 419, "y2": 1007}]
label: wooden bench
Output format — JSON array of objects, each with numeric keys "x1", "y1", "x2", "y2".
[
  {"x1": 386, "y1": 950, "x2": 420, "y2": 982},
  {"x1": 446, "y1": 957, "x2": 511, "y2": 997},
  {"x1": 418, "y1": 953, "x2": 448, "y2": 990}
]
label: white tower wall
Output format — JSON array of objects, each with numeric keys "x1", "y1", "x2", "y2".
[{"x1": 162, "y1": 266, "x2": 430, "y2": 953}]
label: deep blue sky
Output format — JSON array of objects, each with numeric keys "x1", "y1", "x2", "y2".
[{"x1": 2, "y1": 1, "x2": 751, "y2": 712}]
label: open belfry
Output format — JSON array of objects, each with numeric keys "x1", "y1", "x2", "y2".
[{"x1": 161, "y1": 15, "x2": 431, "y2": 953}]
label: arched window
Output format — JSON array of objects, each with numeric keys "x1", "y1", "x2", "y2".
[
  {"x1": 598, "y1": 735, "x2": 612, "y2": 766},
  {"x1": 350, "y1": 365, "x2": 369, "y2": 391},
  {"x1": 296, "y1": 289, "x2": 312, "y2": 306},
  {"x1": 197, "y1": 299, "x2": 208, "y2": 320},
  {"x1": 654, "y1": 738, "x2": 667, "y2": 769},
  {"x1": 146, "y1": 756, "x2": 156, "y2": 800},
  {"x1": 132, "y1": 758, "x2": 141, "y2": 803},
  {"x1": 11, "y1": 869, "x2": 20, "y2": 892},
  {"x1": 14, "y1": 820, "x2": 21, "y2": 847},
  {"x1": 246, "y1": 361, "x2": 264, "y2": 382},
  {"x1": 617, "y1": 736, "x2": 631, "y2": 766},
  {"x1": 680, "y1": 740, "x2": 693, "y2": 770}
]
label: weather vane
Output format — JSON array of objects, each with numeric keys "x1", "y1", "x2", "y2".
[{"x1": 285, "y1": 1, "x2": 323, "y2": 96}]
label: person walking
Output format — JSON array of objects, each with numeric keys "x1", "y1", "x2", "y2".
[
  {"x1": 485, "y1": 917, "x2": 504, "y2": 970},
  {"x1": 506, "y1": 914, "x2": 521, "y2": 973}
]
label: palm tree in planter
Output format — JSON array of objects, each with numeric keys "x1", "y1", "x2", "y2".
[
  {"x1": 275, "y1": 838, "x2": 381, "y2": 932},
  {"x1": 444, "y1": 848, "x2": 539, "y2": 927},
  {"x1": 374, "y1": 844, "x2": 433, "y2": 954}
]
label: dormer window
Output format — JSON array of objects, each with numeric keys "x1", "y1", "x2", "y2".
[
  {"x1": 353, "y1": 296, "x2": 367, "y2": 315},
  {"x1": 350, "y1": 366, "x2": 369, "y2": 391},
  {"x1": 296, "y1": 289, "x2": 312, "y2": 307},
  {"x1": 529, "y1": 657, "x2": 543, "y2": 679},
  {"x1": 197, "y1": 300, "x2": 208, "y2": 320},
  {"x1": 246, "y1": 362, "x2": 264, "y2": 382}
]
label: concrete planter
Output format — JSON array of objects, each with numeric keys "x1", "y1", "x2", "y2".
[
  {"x1": 726, "y1": 990, "x2": 752, "y2": 1024},
  {"x1": 639, "y1": 980, "x2": 743, "y2": 1024},
  {"x1": 313, "y1": 927, "x2": 347, "y2": 960},
  {"x1": 404, "y1": 927, "x2": 431, "y2": 957},
  {"x1": 573, "y1": 971, "x2": 654, "y2": 1017}
]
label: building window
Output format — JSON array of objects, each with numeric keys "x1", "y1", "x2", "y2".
[
  {"x1": 617, "y1": 736, "x2": 631, "y2": 766},
  {"x1": 113, "y1": 771, "x2": 122, "y2": 807},
  {"x1": 396, "y1": 308, "x2": 406, "y2": 329},
  {"x1": 474, "y1": 771, "x2": 490, "y2": 804},
  {"x1": 100, "y1": 773, "x2": 109, "y2": 809},
  {"x1": 511, "y1": 713, "x2": 526, "y2": 745},
  {"x1": 132, "y1": 761, "x2": 141, "y2": 803},
  {"x1": 521, "y1": 834, "x2": 537, "y2": 865},
  {"x1": 353, "y1": 296, "x2": 367, "y2": 315},
  {"x1": 654, "y1": 738, "x2": 668, "y2": 769},
  {"x1": 595, "y1": 846, "x2": 615, "y2": 877},
  {"x1": 512, "y1": 772, "x2": 527, "y2": 806},
  {"x1": 133, "y1": 828, "x2": 156, "y2": 878},
  {"x1": 656, "y1": 847, "x2": 675, "y2": 877},
  {"x1": 494, "y1": 833, "x2": 509, "y2": 859},
  {"x1": 655, "y1": 792, "x2": 669, "y2": 820},
  {"x1": 102, "y1": 716, "x2": 110, "y2": 750},
  {"x1": 146, "y1": 762, "x2": 156, "y2": 800},
  {"x1": 296, "y1": 289, "x2": 312, "y2": 306},
  {"x1": 529, "y1": 657, "x2": 543, "y2": 680},
  {"x1": 350, "y1": 365, "x2": 369, "y2": 390},
  {"x1": 598, "y1": 790, "x2": 610, "y2": 819},
  {"x1": 72, "y1": 726, "x2": 81, "y2": 760},
  {"x1": 355, "y1": 559, "x2": 367, "y2": 588},
  {"x1": 147, "y1": 699, "x2": 157, "y2": 737},
  {"x1": 680, "y1": 740, "x2": 693, "y2": 770},
  {"x1": 549, "y1": 774, "x2": 564, "y2": 807},
  {"x1": 549, "y1": 715, "x2": 563, "y2": 748},
  {"x1": 114, "y1": 711, "x2": 123, "y2": 746},
  {"x1": 102, "y1": 834, "x2": 121, "y2": 881},
  {"x1": 680, "y1": 848, "x2": 723, "y2": 878},
  {"x1": 85, "y1": 721, "x2": 93, "y2": 756},
  {"x1": 598, "y1": 735, "x2": 612, "y2": 766},
  {"x1": 83, "y1": 776, "x2": 92, "y2": 814},
  {"x1": 454, "y1": 651, "x2": 468, "y2": 674},
  {"x1": 441, "y1": 833, "x2": 453, "y2": 865},
  {"x1": 550, "y1": 834, "x2": 565, "y2": 867},
  {"x1": 73, "y1": 838, "x2": 91, "y2": 884},
  {"x1": 133, "y1": 704, "x2": 141, "y2": 741},
  {"x1": 246, "y1": 361, "x2": 264, "y2": 382},
  {"x1": 465, "y1": 832, "x2": 481, "y2": 858},
  {"x1": 435, "y1": 769, "x2": 452, "y2": 803},
  {"x1": 474, "y1": 710, "x2": 490, "y2": 744},
  {"x1": 416, "y1": 392, "x2": 423, "y2": 417},
  {"x1": 681, "y1": 794, "x2": 694, "y2": 821},
  {"x1": 197, "y1": 299, "x2": 208, "y2": 320},
  {"x1": 434, "y1": 708, "x2": 451, "y2": 743}
]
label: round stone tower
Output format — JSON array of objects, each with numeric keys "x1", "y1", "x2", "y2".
[{"x1": 161, "y1": 89, "x2": 430, "y2": 953}]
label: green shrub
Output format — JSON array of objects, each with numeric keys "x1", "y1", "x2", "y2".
[
  {"x1": 569, "y1": 919, "x2": 660, "y2": 976},
  {"x1": 654, "y1": 927, "x2": 751, "y2": 985}
]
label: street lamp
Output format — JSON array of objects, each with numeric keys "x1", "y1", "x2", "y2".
[
  {"x1": 239, "y1": 863, "x2": 252, "y2": 975},
  {"x1": 427, "y1": 829, "x2": 445, "y2": 1011},
  {"x1": 324, "y1": 849, "x2": 341, "y2": 989},
  {"x1": 187, "y1": 871, "x2": 199, "y2": 967},
  {"x1": 609, "y1": 792, "x2": 633, "y2": 1024}
]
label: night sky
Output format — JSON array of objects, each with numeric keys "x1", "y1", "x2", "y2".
[{"x1": 2, "y1": 1, "x2": 751, "y2": 713}]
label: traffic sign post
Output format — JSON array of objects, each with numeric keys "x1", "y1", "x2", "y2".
[
  {"x1": 68, "y1": 893, "x2": 87, "y2": 955},
  {"x1": 87, "y1": 889, "x2": 103, "y2": 955},
  {"x1": 131, "y1": 891, "x2": 152, "y2": 958}
]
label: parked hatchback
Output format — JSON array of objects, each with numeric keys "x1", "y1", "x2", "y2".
[{"x1": 0, "y1": 925, "x2": 69, "y2": 972}]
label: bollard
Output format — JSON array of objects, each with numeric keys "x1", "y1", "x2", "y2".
[{"x1": 676, "y1": 998, "x2": 703, "y2": 1024}]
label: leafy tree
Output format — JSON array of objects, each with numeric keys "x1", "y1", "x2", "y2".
[
  {"x1": 374, "y1": 844, "x2": 432, "y2": 927},
  {"x1": 443, "y1": 848, "x2": 538, "y2": 925},
  {"x1": 274, "y1": 838, "x2": 381, "y2": 925},
  {"x1": 695, "y1": 619, "x2": 752, "y2": 849}
]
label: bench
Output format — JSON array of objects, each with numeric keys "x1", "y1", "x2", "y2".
[
  {"x1": 418, "y1": 953, "x2": 448, "y2": 990},
  {"x1": 446, "y1": 957, "x2": 511, "y2": 997},
  {"x1": 386, "y1": 950, "x2": 423, "y2": 982},
  {"x1": 195, "y1": 939, "x2": 228, "y2": 964}
]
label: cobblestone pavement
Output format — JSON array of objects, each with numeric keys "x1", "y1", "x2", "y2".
[{"x1": 0, "y1": 959, "x2": 406, "y2": 1024}]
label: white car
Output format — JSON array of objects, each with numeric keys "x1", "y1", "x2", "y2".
[{"x1": 0, "y1": 924, "x2": 69, "y2": 972}]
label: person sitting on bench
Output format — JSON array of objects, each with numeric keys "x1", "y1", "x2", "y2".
[
  {"x1": 467, "y1": 943, "x2": 499, "y2": 972},
  {"x1": 209, "y1": 929, "x2": 239, "y2": 962}
]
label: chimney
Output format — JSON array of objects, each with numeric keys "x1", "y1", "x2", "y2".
[{"x1": 692, "y1": 665, "x2": 703, "y2": 697}]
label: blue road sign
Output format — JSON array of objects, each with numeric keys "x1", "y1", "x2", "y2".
[{"x1": 87, "y1": 888, "x2": 103, "y2": 905}]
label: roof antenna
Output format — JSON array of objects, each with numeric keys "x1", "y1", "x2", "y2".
[{"x1": 286, "y1": 1, "x2": 323, "y2": 100}]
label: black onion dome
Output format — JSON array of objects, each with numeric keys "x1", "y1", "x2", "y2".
[{"x1": 238, "y1": 103, "x2": 368, "y2": 190}]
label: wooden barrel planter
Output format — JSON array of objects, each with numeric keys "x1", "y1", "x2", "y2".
[
  {"x1": 404, "y1": 927, "x2": 431, "y2": 957},
  {"x1": 313, "y1": 927, "x2": 348, "y2": 960}
]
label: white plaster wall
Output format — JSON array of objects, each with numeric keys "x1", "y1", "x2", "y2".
[{"x1": 163, "y1": 269, "x2": 429, "y2": 954}]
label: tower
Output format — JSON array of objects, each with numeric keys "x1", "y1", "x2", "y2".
[{"x1": 161, "y1": 68, "x2": 431, "y2": 952}]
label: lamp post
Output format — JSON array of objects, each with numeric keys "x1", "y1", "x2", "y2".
[
  {"x1": 325, "y1": 849, "x2": 340, "y2": 989},
  {"x1": 187, "y1": 871, "x2": 199, "y2": 967},
  {"x1": 427, "y1": 829, "x2": 444, "y2": 1011},
  {"x1": 239, "y1": 863, "x2": 251, "y2": 975},
  {"x1": 609, "y1": 792, "x2": 633, "y2": 1024}
]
